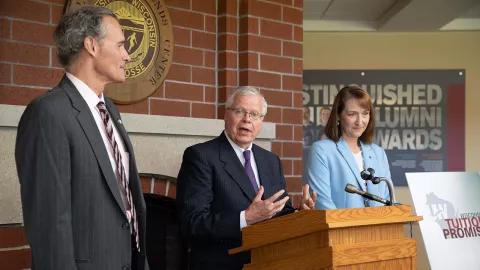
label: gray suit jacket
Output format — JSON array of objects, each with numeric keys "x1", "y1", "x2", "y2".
[{"x1": 15, "y1": 76, "x2": 148, "y2": 270}]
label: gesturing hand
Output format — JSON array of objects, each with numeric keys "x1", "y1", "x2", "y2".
[
  {"x1": 245, "y1": 186, "x2": 290, "y2": 225},
  {"x1": 299, "y1": 184, "x2": 317, "y2": 210}
]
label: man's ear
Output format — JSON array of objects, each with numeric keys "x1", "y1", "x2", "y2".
[{"x1": 84, "y1": 36, "x2": 98, "y2": 57}]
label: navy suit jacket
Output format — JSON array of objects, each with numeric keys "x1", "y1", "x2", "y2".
[
  {"x1": 307, "y1": 137, "x2": 394, "y2": 210},
  {"x1": 177, "y1": 132, "x2": 294, "y2": 269}
]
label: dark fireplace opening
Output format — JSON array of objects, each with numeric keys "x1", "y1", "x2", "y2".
[{"x1": 142, "y1": 173, "x2": 188, "y2": 270}]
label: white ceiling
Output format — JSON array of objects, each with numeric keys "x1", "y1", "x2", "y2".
[{"x1": 304, "y1": 0, "x2": 480, "y2": 31}]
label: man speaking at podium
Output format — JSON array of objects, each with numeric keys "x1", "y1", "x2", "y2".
[{"x1": 177, "y1": 86, "x2": 317, "y2": 270}]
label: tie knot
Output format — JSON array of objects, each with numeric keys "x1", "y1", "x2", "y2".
[
  {"x1": 243, "y1": 150, "x2": 251, "y2": 161},
  {"x1": 97, "y1": 101, "x2": 107, "y2": 111}
]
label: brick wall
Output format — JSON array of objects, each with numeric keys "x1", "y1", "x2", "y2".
[
  {"x1": 233, "y1": 0, "x2": 304, "y2": 207},
  {"x1": 0, "y1": 226, "x2": 30, "y2": 270},
  {"x1": 0, "y1": 0, "x2": 303, "y2": 268}
]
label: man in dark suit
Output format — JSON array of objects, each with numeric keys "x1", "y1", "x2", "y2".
[
  {"x1": 15, "y1": 6, "x2": 148, "y2": 270},
  {"x1": 177, "y1": 86, "x2": 317, "y2": 270}
]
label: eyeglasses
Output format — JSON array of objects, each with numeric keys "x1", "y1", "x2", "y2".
[{"x1": 227, "y1": 108, "x2": 264, "y2": 120}]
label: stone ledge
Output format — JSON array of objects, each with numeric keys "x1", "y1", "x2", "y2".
[{"x1": 0, "y1": 104, "x2": 276, "y2": 139}]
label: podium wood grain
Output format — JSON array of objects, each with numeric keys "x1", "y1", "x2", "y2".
[{"x1": 230, "y1": 205, "x2": 422, "y2": 270}]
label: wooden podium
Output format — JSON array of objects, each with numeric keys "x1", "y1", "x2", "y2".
[{"x1": 229, "y1": 205, "x2": 423, "y2": 269}]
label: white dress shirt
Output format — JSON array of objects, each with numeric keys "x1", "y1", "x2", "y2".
[
  {"x1": 353, "y1": 150, "x2": 367, "y2": 188},
  {"x1": 66, "y1": 73, "x2": 132, "y2": 220},
  {"x1": 224, "y1": 131, "x2": 260, "y2": 230}
]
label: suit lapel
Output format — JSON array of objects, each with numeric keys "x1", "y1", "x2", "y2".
[
  {"x1": 105, "y1": 98, "x2": 134, "y2": 155},
  {"x1": 104, "y1": 98, "x2": 144, "y2": 211},
  {"x1": 218, "y1": 133, "x2": 256, "y2": 202},
  {"x1": 336, "y1": 137, "x2": 365, "y2": 191},
  {"x1": 61, "y1": 76, "x2": 127, "y2": 217}
]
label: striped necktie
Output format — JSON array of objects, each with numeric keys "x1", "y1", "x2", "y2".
[{"x1": 97, "y1": 101, "x2": 139, "y2": 251}]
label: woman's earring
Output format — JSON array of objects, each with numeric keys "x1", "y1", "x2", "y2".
[{"x1": 337, "y1": 121, "x2": 339, "y2": 126}]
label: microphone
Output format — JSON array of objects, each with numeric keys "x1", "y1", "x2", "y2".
[
  {"x1": 360, "y1": 168, "x2": 380, "y2": 184},
  {"x1": 344, "y1": 184, "x2": 391, "y2": 205},
  {"x1": 360, "y1": 168, "x2": 395, "y2": 204}
]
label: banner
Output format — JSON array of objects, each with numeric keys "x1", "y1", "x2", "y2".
[
  {"x1": 303, "y1": 70, "x2": 465, "y2": 186},
  {"x1": 407, "y1": 172, "x2": 480, "y2": 269}
]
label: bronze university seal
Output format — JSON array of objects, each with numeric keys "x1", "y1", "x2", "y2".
[{"x1": 66, "y1": 0, "x2": 174, "y2": 104}]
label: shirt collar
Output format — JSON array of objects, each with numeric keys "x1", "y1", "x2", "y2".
[
  {"x1": 224, "y1": 130, "x2": 253, "y2": 155},
  {"x1": 66, "y1": 72, "x2": 105, "y2": 110}
]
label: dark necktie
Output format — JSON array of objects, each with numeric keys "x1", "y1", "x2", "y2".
[
  {"x1": 97, "y1": 101, "x2": 139, "y2": 251},
  {"x1": 243, "y1": 150, "x2": 259, "y2": 193}
]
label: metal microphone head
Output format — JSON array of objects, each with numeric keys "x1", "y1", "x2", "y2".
[
  {"x1": 371, "y1": 177, "x2": 381, "y2": 184},
  {"x1": 360, "y1": 170, "x2": 371, "y2": 180},
  {"x1": 345, "y1": 184, "x2": 358, "y2": 194}
]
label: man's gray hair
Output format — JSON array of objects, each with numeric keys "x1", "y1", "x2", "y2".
[
  {"x1": 225, "y1": 86, "x2": 268, "y2": 115},
  {"x1": 53, "y1": 5, "x2": 118, "y2": 67}
]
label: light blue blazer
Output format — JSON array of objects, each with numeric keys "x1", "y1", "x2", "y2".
[{"x1": 307, "y1": 137, "x2": 394, "y2": 210}]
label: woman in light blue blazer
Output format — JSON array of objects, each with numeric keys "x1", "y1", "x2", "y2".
[{"x1": 307, "y1": 85, "x2": 394, "y2": 210}]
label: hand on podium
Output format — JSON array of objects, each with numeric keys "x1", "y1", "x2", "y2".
[
  {"x1": 299, "y1": 184, "x2": 317, "y2": 210},
  {"x1": 245, "y1": 186, "x2": 289, "y2": 225}
]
